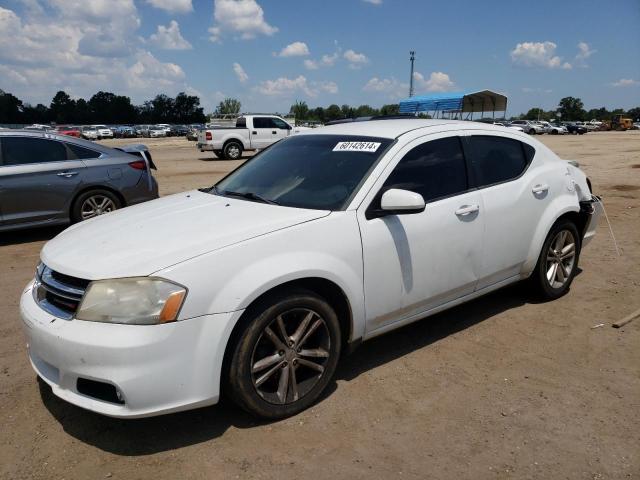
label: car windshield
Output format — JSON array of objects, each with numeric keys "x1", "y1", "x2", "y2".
[{"x1": 213, "y1": 134, "x2": 393, "y2": 211}]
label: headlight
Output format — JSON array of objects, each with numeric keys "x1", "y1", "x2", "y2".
[{"x1": 76, "y1": 278, "x2": 187, "y2": 325}]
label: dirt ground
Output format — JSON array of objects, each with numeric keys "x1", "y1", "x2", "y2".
[{"x1": 1, "y1": 131, "x2": 639, "y2": 480}]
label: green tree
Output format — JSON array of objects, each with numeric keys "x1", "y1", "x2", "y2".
[
  {"x1": 627, "y1": 107, "x2": 640, "y2": 121},
  {"x1": 325, "y1": 104, "x2": 342, "y2": 121},
  {"x1": 0, "y1": 90, "x2": 24, "y2": 123},
  {"x1": 354, "y1": 104, "x2": 378, "y2": 117},
  {"x1": 216, "y1": 97, "x2": 241, "y2": 115},
  {"x1": 174, "y1": 92, "x2": 205, "y2": 123},
  {"x1": 557, "y1": 97, "x2": 586, "y2": 121},
  {"x1": 49, "y1": 90, "x2": 75, "y2": 123},
  {"x1": 289, "y1": 100, "x2": 310, "y2": 123},
  {"x1": 340, "y1": 104, "x2": 354, "y2": 118},
  {"x1": 379, "y1": 104, "x2": 400, "y2": 116},
  {"x1": 88, "y1": 91, "x2": 136, "y2": 124},
  {"x1": 524, "y1": 107, "x2": 546, "y2": 120}
]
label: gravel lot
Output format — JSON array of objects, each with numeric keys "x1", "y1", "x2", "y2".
[{"x1": 1, "y1": 131, "x2": 639, "y2": 480}]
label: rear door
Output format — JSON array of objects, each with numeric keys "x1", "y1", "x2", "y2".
[
  {"x1": 465, "y1": 133, "x2": 545, "y2": 288},
  {"x1": 250, "y1": 117, "x2": 276, "y2": 149},
  {"x1": 0, "y1": 136, "x2": 86, "y2": 226}
]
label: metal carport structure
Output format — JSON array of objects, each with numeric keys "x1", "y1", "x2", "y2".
[{"x1": 398, "y1": 90, "x2": 508, "y2": 120}]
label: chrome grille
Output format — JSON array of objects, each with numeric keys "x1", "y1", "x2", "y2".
[{"x1": 33, "y1": 263, "x2": 90, "y2": 319}]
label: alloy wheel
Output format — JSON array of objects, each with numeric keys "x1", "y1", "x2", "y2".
[
  {"x1": 81, "y1": 195, "x2": 117, "y2": 219},
  {"x1": 545, "y1": 229, "x2": 576, "y2": 288},
  {"x1": 227, "y1": 145, "x2": 240, "y2": 159},
  {"x1": 250, "y1": 308, "x2": 331, "y2": 405}
]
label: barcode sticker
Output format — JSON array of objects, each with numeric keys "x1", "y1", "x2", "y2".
[{"x1": 333, "y1": 141, "x2": 381, "y2": 153}]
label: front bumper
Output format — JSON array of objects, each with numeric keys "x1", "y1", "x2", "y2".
[
  {"x1": 581, "y1": 195, "x2": 603, "y2": 248},
  {"x1": 20, "y1": 282, "x2": 242, "y2": 418}
]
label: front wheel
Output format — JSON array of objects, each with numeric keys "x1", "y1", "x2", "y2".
[
  {"x1": 227, "y1": 289, "x2": 342, "y2": 419},
  {"x1": 532, "y1": 220, "x2": 581, "y2": 299}
]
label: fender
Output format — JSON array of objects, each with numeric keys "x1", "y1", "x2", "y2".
[{"x1": 157, "y1": 211, "x2": 366, "y2": 340}]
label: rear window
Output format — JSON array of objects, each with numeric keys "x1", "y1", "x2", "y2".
[
  {"x1": 1, "y1": 136, "x2": 67, "y2": 166},
  {"x1": 67, "y1": 143, "x2": 100, "y2": 159},
  {"x1": 468, "y1": 136, "x2": 533, "y2": 187}
]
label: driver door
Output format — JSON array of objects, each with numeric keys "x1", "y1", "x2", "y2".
[{"x1": 357, "y1": 133, "x2": 485, "y2": 335}]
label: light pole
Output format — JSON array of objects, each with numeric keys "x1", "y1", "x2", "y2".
[{"x1": 409, "y1": 51, "x2": 415, "y2": 97}]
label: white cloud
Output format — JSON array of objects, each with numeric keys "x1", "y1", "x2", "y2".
[
  {"x1": 233, "y1": 62, "x2": 248, "y2": 83},
  {"x1": 149, "y1": 20, "x2": 192, "y2": 50},
  {"x1": 304, "y1": 52, "x2": 338, "y2": 70},
  {"x1": 343, "y1": 49, "x2": 369, "y2": 69},
  {"x1": 575, "y1": 41, "x2": 596, "y2": 67},
  {"x1": 316, "y1": 81, "x2": 338, "y2": 94},
  {"x1": 255, "y1": 76, "x2": 338, "y2": 97},
  {"x1": 522, "y1": 87, "x2": 553, "y2": 93},
  {"x1": 0, "y1": 6, "x2": 195, "y2": 105},
  {"x1": 277, "y1": 41, "x2": 309, "y2": 57},
  {"x1": 611, "y1": 78, "x2": 639, "y2": 87},
  {"x1": 363, "y1": 77, "x2": 407, "y2": 99},
  {"x1": 413, "y1": 71, "x2": 455, "y2": 92},
  {"x1": 146, "y1": 0, "x2": 193, "y2": 13},
  {"x1": 363, "y1": 0, "x2": 382, "y2": 4},
  {"x1": 510, "y1": 41, "x2": 572, "y2": 69},
  {"x1": 208, "y1": 0, "x2": 277, "y2": 43}
]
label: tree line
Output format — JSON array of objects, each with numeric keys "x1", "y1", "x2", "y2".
[
  {"x1": 515, "y1": 97, "x2": 639, "y2": 122},
  {"x1": 0, "y1": 89, "x2": 206, "y2": 125}
]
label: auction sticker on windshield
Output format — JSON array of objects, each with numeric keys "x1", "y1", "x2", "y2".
[{"x1": 333, "y1": 141, "x2": 381, "y2": 153}]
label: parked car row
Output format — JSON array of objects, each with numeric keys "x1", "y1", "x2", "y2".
[{"x1": 20, "y1": 123, "x2": 203, "y2": 140}]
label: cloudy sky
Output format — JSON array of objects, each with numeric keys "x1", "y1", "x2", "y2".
[{"x1": 1, "y1": 0, "x2": 639, "y2": 115}]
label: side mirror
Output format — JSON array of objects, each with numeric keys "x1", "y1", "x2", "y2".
[{"x1": 379, "y1": 189, "x2": 425, "y2": 215}]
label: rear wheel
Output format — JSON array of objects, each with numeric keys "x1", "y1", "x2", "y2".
[
  {"x1": 223, "y1": 141, "x2": 243, "y2": 160},
  {"x1": 532, "y1": 220, "x2": 581, "y2": 299},
  {"x1": 214, "y1": 150, "x2": 224, "y2": 158},
  {"x1": 528, "y1": 128, "x2": 536, "y2": 135},
  {"x1": 227, "y1": 289, "x2": 341, "y2": 419},
  {"x1": 71, "y1": 189, "x2": 121, "y2": 223}
]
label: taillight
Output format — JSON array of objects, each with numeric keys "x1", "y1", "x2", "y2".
[
  {"x1": 205, "y1": 131, "x2": 212, "y2": 141},
  {"x1": 128, "y1": 160, "x2": 147, "y2": 170}
]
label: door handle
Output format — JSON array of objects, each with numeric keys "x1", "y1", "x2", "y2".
[
  {"x1": 455, "y1": 204, "x2": 480, "y2": 216},
  {"x1": 252, "y1": 131, "x2": 257, "y2": 135},
  {"x1": 272, "y1": 130, "x2": 277, "y2": 134},
  {"x1": 56, "y1": 171, "x2": 79, "y2": 178},
  {"x1": 532, "y1": 183, "x2": 549, "y2": 194}
]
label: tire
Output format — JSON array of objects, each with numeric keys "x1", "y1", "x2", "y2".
[
  {"x1": 532, "y1": 219, "x2": 581, "y2": 300},
  {"x1": 223, "y1": 141, "x2": 243, "y2": 160},
  {"x1": 550, "y1": 129, "x2": 558, "y2": 135},
  {"x1": 227, "y1": 288, "x2": 342, "y2": 419},
  {"x1": 71, "y1": 189, "x2": 122, "y2": 223},
  {"x1": 214, "y1": 150, "x2": 224, "y2": 158},
  {"x1": 528, "y1": 129, "x2": 536, "y2": 135}
]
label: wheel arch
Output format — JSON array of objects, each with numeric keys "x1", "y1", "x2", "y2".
[
  {"x1": 219, "y1": 276, "x2": 355, "y2": 398},
  {"x1": 69, "y1": 185, "x2": 126, "y2": 219},
  {"x1": 522, "y1": 203, "x2": 586, "y2": 275}
]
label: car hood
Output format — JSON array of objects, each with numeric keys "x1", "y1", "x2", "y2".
[{"x1": 41, "y1": 190, "x2": 330, "y2": 280}]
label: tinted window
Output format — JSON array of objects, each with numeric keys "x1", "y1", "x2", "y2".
[
  {"x1": 469, "y1": 136, "x2": 529, "y2": 187},
  {"x1": 1, "y1": 137, "x2": 67, "y2": 166},
  {"x1": 253, "y1": 117, "x2": 271, "y2": 128},
  {"x1": 381, "y1": 136, "x2": 468, "y2": 203},
  {"x1": 272, "y1": 118, "x2": 289, "y2": 129},
  {"x1": 67, "y1": 143, "x2": 100, "y2": 159},
  {"x1": 215, "y1": 135, "x2": 393, "y2": 210}
]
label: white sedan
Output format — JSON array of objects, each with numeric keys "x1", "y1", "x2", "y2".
[{"x1": 21, "y1": 119, "x2": 602, "y2": 419}]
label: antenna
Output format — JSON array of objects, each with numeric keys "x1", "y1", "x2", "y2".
[{"x1": 409, "y1": 51, "x2": 416, "y2": 97}]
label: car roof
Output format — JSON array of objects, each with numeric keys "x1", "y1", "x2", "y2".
[
  {"x1": 0, "y1": 129, "x2": 122, "y2": 155},
  {"x1": 300, "y1": 119, "x2": 520, "y2": 139}
]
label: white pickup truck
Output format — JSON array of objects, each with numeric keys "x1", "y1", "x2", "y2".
[{"x1": 197, "y1": 115, "x2": 306, "y2": 159}]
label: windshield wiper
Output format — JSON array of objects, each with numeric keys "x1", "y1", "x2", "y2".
[{"x1": 222, "y1": 190, "x2": 280, "y2": 205}]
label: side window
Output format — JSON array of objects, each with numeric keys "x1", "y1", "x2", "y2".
[
  {"x1": 253, "y1": 117, "x2": 270, "y2": 129},
  {"x1": 67, "y1": 143, "x2": 100, "y2": 160},
  {"x1": 468, "y1": 136, "x2": 531, "y2": 187},
  {"x1": 1, "y1": 137, "x2": 67, "y2": 166},
  {"x1": 382, "y1": 136, "x2": 468, "y2": 203},
  {"x1": 272, "y1": 118, "x2": 289, "y2": 129}
]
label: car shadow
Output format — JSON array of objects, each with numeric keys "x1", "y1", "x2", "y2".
[
  {"x1": 0, "y1": 225, "x2": 66, "y2": 246},
  {"x1": 38, "y1": 280, "x2": 560, "y2": 456}
]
